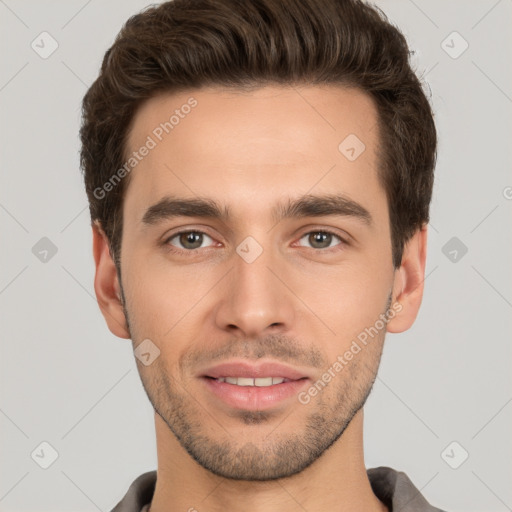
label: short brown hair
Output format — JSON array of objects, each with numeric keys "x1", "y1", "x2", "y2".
[{"x1": 80, "y1": 0, "x2": 437, "y2": 270}]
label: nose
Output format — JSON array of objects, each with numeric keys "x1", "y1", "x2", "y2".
[{"x1": 214, "y1": 239, "x2": 296, "y2": 338}]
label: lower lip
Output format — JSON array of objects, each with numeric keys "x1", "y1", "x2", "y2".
[{"x1": 201, "y1": 377, "x2": 309, "y2": 410}]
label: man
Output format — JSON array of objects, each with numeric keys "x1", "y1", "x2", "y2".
[{"x1": 80, "y1": 0, "x2": 445, "y2": 510}]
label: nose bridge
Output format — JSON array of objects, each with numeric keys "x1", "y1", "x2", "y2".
[{"x1": 216, "y1": 233, "x2": 293, "y2": 335}]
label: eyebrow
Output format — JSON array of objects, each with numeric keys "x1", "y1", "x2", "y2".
[{"x1": 141, "y1": 193, "x2": 372, "y2": 227}]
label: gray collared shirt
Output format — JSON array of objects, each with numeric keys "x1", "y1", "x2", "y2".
[{"x1": 111, "y1": 466, "x2": 447, "y2": 511}]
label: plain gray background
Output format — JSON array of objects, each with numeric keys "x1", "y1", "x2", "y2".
[{"x1": 1, "y1": 0, "x2": 511, "y2": 511}]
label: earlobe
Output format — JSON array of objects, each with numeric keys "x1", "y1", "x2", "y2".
[
  {"x1": 92, "y1": 221, "x2": 131, "y2": 339},
  {"x1": 386, "y1": 225, "x2": 428, "y2": 334}
]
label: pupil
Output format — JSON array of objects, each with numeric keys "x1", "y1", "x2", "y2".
[
  {"x1": 312, "y1": 232, "x2": 329, "y2": 248},
  {"x1": 183, "y1": 232, "x2": 201, "y2": 248}
]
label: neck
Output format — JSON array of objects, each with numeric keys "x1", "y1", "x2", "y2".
[{"x1": 149, "y1": 408, "x2": 387, "y2": 512}]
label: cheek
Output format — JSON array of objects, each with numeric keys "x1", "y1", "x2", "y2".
[
  {"x1": 296, "y1": 257, "x2": 392, "y2": 332},
  {"x1": 123, "y1": 253, "x2": 215, "y2": 335}
]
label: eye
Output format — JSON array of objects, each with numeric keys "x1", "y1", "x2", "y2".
[
  {"x1": 164, "y1": 230, "x2": 216, "y2": 253},
  {"x1": 296, "y1": 229, "x2": 346, "y2": 250},
  {"x1": 162, "y1": 228, "x2": 348, "y2": 256}
]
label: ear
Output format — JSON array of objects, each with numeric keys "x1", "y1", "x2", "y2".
[
  {"x1": 92, "y1": 221, "x2": 131, "y2": 339},
  {"x1": 386, "y1": 224, "x2": 428, "y2": 333}
]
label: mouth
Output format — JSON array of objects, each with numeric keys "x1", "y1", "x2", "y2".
[
  {"x1": 198, "y1": 360, "x2": 311, "y2": 410},
  {"x1": 204, "y1": 375, "x2": 304, "y2": 385}
]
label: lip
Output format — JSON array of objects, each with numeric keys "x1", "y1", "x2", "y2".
[
  {"x1": 201, "y1": 376, "x2": 310, "y2": 410},
  {"x1": 198, "y1": 360, "x2": 310, "y2": 380},
  {"x1": 198, "y1": 360, "x2": 310, "y2": 410}
]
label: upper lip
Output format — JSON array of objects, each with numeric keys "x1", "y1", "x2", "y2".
[{"x1": 199, "y1": 360, "x2": 309, "y2": 380}]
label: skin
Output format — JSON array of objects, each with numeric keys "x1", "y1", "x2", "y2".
[{"x1": 92, "y1": 85, "x2": 427, "y2": 512}]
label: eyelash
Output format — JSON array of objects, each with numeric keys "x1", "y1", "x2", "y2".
[{"x1": 162, "y1": 228, "x2": 348, "y2": 256}]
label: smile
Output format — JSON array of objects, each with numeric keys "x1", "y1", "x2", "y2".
[{"x1": 212, "y1": 376, "x2": 292, "y2": 386}]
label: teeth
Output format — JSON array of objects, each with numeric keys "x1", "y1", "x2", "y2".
[
  {"x1": 235, "y1": 377, "x2": 254, "y2": 386},
  {"x1": 255, "y1": 377, "x2": 273, "y2": 387},
  {"x1": 215, "y1": 377, "x2": 287, "y2": 386}
]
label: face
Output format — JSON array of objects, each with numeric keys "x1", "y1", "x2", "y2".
[{"x1": 95, "y1": 85, "x2": 423, "y2": 481}]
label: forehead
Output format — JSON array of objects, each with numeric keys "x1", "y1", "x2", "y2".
[{"x1": 123, "y1": 84, "x2": 384, "y2": 227}]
